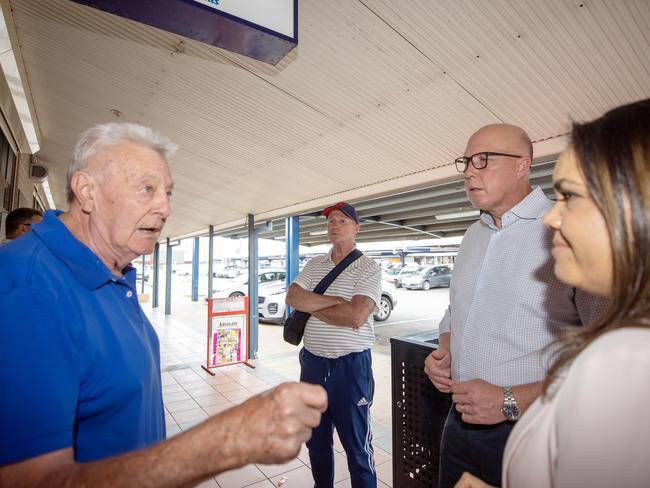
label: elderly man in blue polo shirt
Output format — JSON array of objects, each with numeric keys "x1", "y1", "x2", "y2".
[{"x1": 0, "y1": 122, "x2": 327, "y2": 486}]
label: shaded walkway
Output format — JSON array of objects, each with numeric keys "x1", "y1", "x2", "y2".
[{"x1": 147, "y1": 302, "x2": 394, "y2": 487}]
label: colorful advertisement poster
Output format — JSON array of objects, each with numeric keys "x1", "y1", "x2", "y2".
[{"x1": 208, "y1": 314, "x2": 245, "y2": 367}]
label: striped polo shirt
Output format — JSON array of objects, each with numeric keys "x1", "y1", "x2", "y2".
[{"x1": 293, "y1": 249, "x2": 382, "y2": 358}]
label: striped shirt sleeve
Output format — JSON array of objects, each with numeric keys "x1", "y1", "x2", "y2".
[
  {"x1": 292, "y1": 259, "x2": 315, "y2": 291},
  {"x1": 353, "y1": 263, "x2": 382, "y2": 311}
]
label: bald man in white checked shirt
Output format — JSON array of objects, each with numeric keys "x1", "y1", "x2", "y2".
[{"x1": 424, "y1": 124, "x2": 608, "y2": 488}]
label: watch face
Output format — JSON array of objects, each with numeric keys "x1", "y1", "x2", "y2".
[{"x1": 503, "y1": 404, "x2": 520, "y2": 421}]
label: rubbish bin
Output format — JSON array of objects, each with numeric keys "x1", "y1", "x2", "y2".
[{"x1": 391, "y1": 331, "x2": 452, "y2": 488}]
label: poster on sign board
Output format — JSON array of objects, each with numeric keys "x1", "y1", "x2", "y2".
[
  {"x1": 203, "y1": 296, "x2": 253, "y2": 374},
  {"x1": 208, "y1": 314, "x2": 245, "y2": 367}
]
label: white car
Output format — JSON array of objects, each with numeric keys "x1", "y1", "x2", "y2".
[
  {"x1": 391, "y1": 266, "x2": 421, "y2": 288},
  {"x1": 257, "y1": 281, "x2": 289, "y2": 323},
  {"x1": 258, "y1": 277, "x2": 398, "y2": 324},
  {"x1": 212, "y1": 269, "x2": 286, "y2": 298},
  {"x1": 213, "y1": 266, "x2": 247, "y2": 279}
]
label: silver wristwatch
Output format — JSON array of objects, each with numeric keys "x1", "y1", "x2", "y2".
[{"x1": 501, "y1": 387, "x2": 520, "y2": 421}]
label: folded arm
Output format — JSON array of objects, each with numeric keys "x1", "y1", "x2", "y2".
[
  {"x1": 312, "y1": 295, "x2": 376, "y2": 329},
  {"x1": 285, "y1": 283, "x2": 345, "y2": 313}
]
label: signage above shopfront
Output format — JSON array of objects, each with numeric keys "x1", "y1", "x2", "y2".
[{"x1": 71, "y1": 0, "x2": 297, "y2": 65}]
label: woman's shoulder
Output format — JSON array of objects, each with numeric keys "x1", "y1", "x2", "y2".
[
  {"x1": 584, "y1": 327, "x2": 650, "y2": 354},
  {"x1": 569, "y1": 327, "x2": 650, "y2": 378}
]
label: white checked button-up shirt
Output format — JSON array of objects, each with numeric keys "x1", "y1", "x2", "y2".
[{"x1": 439, "y1": 186, "x2": 609, "y2": 387}]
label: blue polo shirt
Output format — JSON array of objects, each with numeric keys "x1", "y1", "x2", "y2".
[{"x1": 0, "y1": 210, "x2": 165, "y2": 464}]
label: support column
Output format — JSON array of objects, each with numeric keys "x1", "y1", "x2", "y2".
[
  {"x1": 208, "y1": 225, "x2": 214, "y2": 299},
  {"x1": 191, "y1": 237, "x2": 199, "y2": 302},
  {"x1": 141, "y1": 254, "x2": 146, "y2": 295},
  {"x1": 285, "y1": 216, "x2": 300, "y2": 316},
  {"x1": 152, "y1": 242, "x2": 160, "y2": 308},
  {"x1": 165, "y1": 237, "x2": 172, "y2": 315},
  {"x1": 247, "y1": 214, "x2": 259, "y2": 359}
]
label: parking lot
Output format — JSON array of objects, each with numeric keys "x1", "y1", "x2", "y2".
[
  {"x1": 159, "y1": 273, "x2": 448, "y2": 354},
  {"x1": 370, "y1": 286, "x2": 448, "y2": 354}
]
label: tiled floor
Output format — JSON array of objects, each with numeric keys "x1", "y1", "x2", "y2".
[{"x1": 148, "y1": 303, "x2": 393, "y2": 488}]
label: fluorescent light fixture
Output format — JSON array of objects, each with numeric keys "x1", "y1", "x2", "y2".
[
  {"x1": 41, "y1": 179, "x2": 56, "y2": 209},
  {"x1": 435, "y1": 210, "x2": 480, "y2": 221},
  {"x1": 0, "y1": 11, "x2": 40, "y2": 153},
  {"x1": 309, "y1": 230, "x2": 328, "y2": 236}
]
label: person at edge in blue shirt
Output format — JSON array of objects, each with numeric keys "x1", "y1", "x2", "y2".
[
  {"x1": 424, "y1": 124, "x2": 608, "y2": 488},
  {"x1": 0, "y1": 122, "x2": 327, "y2": 487}
]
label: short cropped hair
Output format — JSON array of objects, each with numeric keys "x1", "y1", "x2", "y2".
[
  {"x1": 6, "y1": 207, "x2": 43, "y2": 235},
  {"x1": 66, "y1": 122, "x2": 177, "y2": 202}
]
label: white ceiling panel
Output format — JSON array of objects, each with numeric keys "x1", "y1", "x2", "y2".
[{"x1": 3, "y1": 0, "x2": 649, "y2": 240}]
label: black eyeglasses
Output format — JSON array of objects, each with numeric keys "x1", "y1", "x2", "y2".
[{"x1": 454, "y1": 151, "x2": 523, "y2": 173}]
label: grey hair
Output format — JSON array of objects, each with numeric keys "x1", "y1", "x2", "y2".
[{"x1": 66, "y1": 122, "x2": 177, "y2": 202}]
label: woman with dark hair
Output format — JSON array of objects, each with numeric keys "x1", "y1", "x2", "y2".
[{"x1": 456, "y1": 98, "x2": 650, "y2": 487}]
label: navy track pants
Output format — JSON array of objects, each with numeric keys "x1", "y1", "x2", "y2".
[{"x1": 300, "y1": 347, "x2": 376, "y2": 488}]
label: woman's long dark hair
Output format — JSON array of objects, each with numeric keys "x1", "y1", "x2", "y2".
[{"x1": 544, "y1": 98, "x2": 650, "y2": 392}]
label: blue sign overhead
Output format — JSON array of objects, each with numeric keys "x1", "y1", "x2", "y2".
[{"x1": 71, "y1": 0, "x2": 298, "y2": 65}]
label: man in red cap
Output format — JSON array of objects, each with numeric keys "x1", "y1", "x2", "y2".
[{"x1": 286, "y1": 201, "x2": 382, "y2": 488}]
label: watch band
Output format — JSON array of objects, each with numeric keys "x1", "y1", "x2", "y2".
[{"x1": 502, "y1": 386, "x2": 520, "y2": 421}]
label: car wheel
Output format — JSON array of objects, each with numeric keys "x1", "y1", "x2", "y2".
[
  {"x1": 422, "y1": 281, "x2": 431, "y2": 291},
  {"x1": 229, "y1": 291, "x2": 245, "y2": 298},
  {"x1": 373, "y1": 295, "x2": 393, "y2": 322}
]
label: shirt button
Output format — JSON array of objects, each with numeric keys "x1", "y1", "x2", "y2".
[{"x1": 126, "y1": 291, "x2": 133, "y2": 298}]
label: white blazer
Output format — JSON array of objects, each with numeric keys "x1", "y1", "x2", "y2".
[{"x1": 502, "y1": 328, "x2": 650, "y2": 487}]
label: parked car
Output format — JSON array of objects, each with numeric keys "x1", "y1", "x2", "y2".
[
  {"x1": 257, "y1": 281, "x2": 288, "y2": 323},
  {"x1": 258, "y1": 277, "x2": 399, "y2": 324},
  {"x1": 212, "y1": 268, "x2": 286, "y2": 298},
  {"x1": 213, "y1": 266, "x2": 246, "y2": 279},
  {"x1": 402, "y1": 265, "x2": 452, "y2": 290},
  {"x1": 393, "y1": 266, "x2": 421, "y2": 288},
  {"x1": 376, "y1": 278, "x2": 398, "y2": 322},
  {"x1": 384, "y1": 265, "x2": 403, "y2": 276}
]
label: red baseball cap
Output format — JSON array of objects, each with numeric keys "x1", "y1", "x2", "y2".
[{"x1": 322, "y1": 202, "x2": 359, "y2": 223}]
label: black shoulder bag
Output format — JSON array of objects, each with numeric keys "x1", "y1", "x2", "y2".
[{"x1": 283, "y1": 248, "x2": 363, "y2": 345}]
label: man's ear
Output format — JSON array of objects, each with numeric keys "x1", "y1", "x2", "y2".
[
  {"x1": 516, "y1": 157, "x2": 532, "y2": 180},
  {"x1": 70, "y1": 171, "x2": 97, "y2": 213}
]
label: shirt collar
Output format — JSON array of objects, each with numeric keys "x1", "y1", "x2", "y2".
[
  {"x1": 479, "y1": 186, "x2": 548, "y2": 229},
  {"x1": 33, "y1": 210, "x2": 131, "y2": 290},
  {"x1": 327, "y1": 246, "x2": 358, "y2": 260}
]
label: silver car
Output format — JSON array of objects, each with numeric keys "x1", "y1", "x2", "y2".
[
  {"x1": 391, "y1": 266, "x2": 420, "y2": 288},
  {"x1": 402, "y1": 265, "x2": 453, "y2": 290}
]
